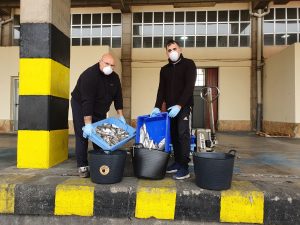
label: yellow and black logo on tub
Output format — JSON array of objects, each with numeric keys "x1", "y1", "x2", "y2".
[{"x1": 99, "y1": 165, "x2": 110, "y2": 175}]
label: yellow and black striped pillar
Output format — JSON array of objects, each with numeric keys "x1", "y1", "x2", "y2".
[{"x1": 17, "y1": 0, "x2": 71, "y2": 168}]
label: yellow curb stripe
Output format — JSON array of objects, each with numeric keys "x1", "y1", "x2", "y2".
[
  {"x1": 0, "y1": 184, "x2": 15, "y2": 214},
  {"x1": 220, "y1": 181, "x2": 264, "y2": 224},
  {"x1": 17, "y1": 129, "x2": 68, "y2": 169},
  {"x1": 19, "y1": 58, "x2": 70, "y2": 99},
  {"x1": 54, "y1": 178, "x2": 95, "y2": 216},
  {"x1": 135, "y1": 178, "x2": 176, "y2": 220}
]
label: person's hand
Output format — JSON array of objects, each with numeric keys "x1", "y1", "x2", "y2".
[
  {"x1": 150, "y1": 107, "x2": 161, "y2": 117},
  {"x1": 82, "y1": 124, "x2": 93, "y2": 138},
  {"x1": 119, "y1": 116, "x2": 126, "y2": 124},
  {"x1": 168, "y1": 105, "x2": 181, "y2": 118}
]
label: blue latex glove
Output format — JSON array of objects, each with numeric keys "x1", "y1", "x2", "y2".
[
  {"x1": 168, "y1": 105, "x2": 181, "y2": 118},
  {"x1": 82, "y1": 124, "x2": 93, "y2": 138},
  {"x1": 119, "y1": 116, "x2": 126, "y2": 124},
  {"x1": 150, "y1": 107, "x2": 161, "y2": 117}
]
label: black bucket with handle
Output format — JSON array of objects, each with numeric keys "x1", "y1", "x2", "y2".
[
  {"x1": 88, "y1": 149, "x2": 127, "y2": 184},
  {"x1": 193, "y1": 150, "x2": 236, "y2": 190},
  {"x1": 131, "y1": 143, "x2": 169, "y2": 180}
]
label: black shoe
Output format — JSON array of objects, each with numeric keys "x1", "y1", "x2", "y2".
[{"x1": 166, "y1": 162, "x2": 181, "y2": 173}]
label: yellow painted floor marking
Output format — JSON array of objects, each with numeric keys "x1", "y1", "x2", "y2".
[
  {"x1": 135, "y1": 178, "x2": 176, "y2": 220},
  {"x1": 54, "y1": 178, "x2": 95, "y2": 216},
  {"x1": 220, "y1": 181, "x2": 264, "y2": 224},
  {"x1": 0, "y1": 184, "x2": 15, "y2": 213}
]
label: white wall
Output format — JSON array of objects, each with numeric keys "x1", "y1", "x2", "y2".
[
  {"x1": 0, "y1": 46, "x2": 121, "y2": 121},
  {"x1": 69, "y1": 46, "x2": 122, "y2": 119},
  {"x1": 219, "y1": 67, "x2": 251, "y2": 120},
  {"x1": 295, "y1": 43, "x2": 300, "y2": 122},
  {"x1": 131, "y1": 48, "x2": 252, "y2": 121},
  {"x1": 264, "y1": 44, "x2": 298, "y2": 123},
  {"x1": 0, "y1": 47, "x2": 19, "y2": 120}
]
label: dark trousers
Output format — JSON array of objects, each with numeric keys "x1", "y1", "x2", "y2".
[
  {"x1": 71, "y1": 98, "x2": 105, "y2": 167},
  {"x1": 170, "y1": 107, "x2": 191, "y2": 169}
]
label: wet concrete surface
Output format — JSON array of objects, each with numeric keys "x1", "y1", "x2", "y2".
[
  {"x1": 1, "y1": 132, "x2": 300, "y2": 225},
  {"x1": 0, "y1": 132, "x2": 299, "y2": 180}
]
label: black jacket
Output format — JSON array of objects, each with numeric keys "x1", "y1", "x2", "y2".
[
  {"x1": 155, "y1": 54, "x2": 196, "y2": 109},
  {"x1": 71, "y1": 63, "x2": 123, "y2": 117}
]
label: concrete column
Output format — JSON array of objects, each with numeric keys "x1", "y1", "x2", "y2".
[
  {"x1": 18, "y1": 0, "x2": 71, "y2": 168},
  {"x1": 121, "y1": 13, "x2": 132, "y2": 124},
  {"x1": 250, "y1": 15, "x2": 257, "y2": 131},
  {"x1": 1, "y1": 18, "x2": 13, "y2": 46}
]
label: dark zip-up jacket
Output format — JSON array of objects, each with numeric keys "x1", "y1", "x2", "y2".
[
  {"x1": 71, "y1": 63, "x2": 123, "y2": 117},
  {"x1": 155, "y1": 54, "x2": 196, "y2": 109}
]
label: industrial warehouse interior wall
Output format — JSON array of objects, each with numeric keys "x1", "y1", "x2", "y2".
[
  {"x1": 68, "y1": 46, "x2": 121, "y2": 133},
  {"x1": 0, "y1": 46, "x2": 121, "y2": 133},
  {"x1": 263, "y1": 43, "x2": 300, "y2": 137},
  {"x1": 131, "y1": 47, "x2": 251, "y2": 131},
  {"x1": 0, "y1": 47, "x2": 19, "y2": 132},
  {"x1": 218, "y1": 66, "x2": 251, "y2": 130}
]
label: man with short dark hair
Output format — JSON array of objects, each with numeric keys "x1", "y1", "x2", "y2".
[
  {"x1": 71, "y1": 53, "x2": 125, "y2": 178},
  {"x1": 151, "y1": 40, "x2": 196, "y2": 180}
]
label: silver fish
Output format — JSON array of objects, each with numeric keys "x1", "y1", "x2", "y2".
[
  {"x1": 96, "y1": 123, "x2": 129, "y2": 146},
  {"x1": 138, "y1": 123, "x2": 164, "y2": 150}
]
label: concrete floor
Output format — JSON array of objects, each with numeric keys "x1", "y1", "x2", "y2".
[
  {"x1": 0, "y1": 132, "x2": 299, "y2": 180},
  {"x1": 1, "y1": 132, "x2": 300, "y2": 225}
]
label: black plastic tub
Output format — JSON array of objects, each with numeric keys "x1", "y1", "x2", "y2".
[
  {"x1": 88, "y1": 149, "x2": 127, "y2": 184},
  {"x1": 193, "y1": 150, "x2": 236, "y2": 190},
  {"x1": 132, "y1": 147, "x2": 169, "y2": 180}
]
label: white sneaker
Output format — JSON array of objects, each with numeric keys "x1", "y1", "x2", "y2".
[{"x1": 78, "y1": 166, "x2": 90, "y2": 178}]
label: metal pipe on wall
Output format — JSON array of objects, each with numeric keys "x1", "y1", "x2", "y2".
[
  {"x1": 0, "y1": 8, "x2": 14, "y2": 46},
  {"x1": 256, "y1": 9, "x2": 263, "y2": 132},
  {"x1": 249, "y1": 4, "x2": 270, "y2": 132}
]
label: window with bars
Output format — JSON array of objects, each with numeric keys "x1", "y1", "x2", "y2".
[
  {"x1": 12, "y1": 13, "x2": 122, "y2": 48},
  {"x1": 132, "y1": 10, "x2": 251, "y2": 48},
  {"x1": 264, "y1": 8, "x2": 300, "y2": 46},
  {"x1": 13, "y1": 15, "x2": 20, "y2": 46},
  {"x1": 195, "y1": 68, "x2": 205, "y2": 86},
  {"x1": 71, "y1": 13, "x2": 122, "y2": 47}
]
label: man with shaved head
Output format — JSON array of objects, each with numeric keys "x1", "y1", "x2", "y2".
[{"x1": 71, "y1": 53, "x2": 125, "y2": 178}]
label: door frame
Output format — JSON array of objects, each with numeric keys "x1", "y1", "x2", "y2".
[
  {"x1": 11, "y1": 76, "x2": 19, "y2": 131},
  {"x1": 204, "y1": 68, "x2": 219, "y2": 130}
]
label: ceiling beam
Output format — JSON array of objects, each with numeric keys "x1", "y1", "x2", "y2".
[
  {"x1": 71, "y1": 0, "x2": 110, "y2": 7},
  {"x1": 126, "y1": 0, "x2": 250, "y2": 4},
  {"x1": 174, "y1": 2, "x2": 217, "y2": 8},
  {"x1": 111, "y1": 0, "x2": 131, "y2": 13},
  {"x1": 0, "y1": 0, "x2": 19, "y2": 8},
  {"x1": 252, "y1": 0, "x2": 271, "y2": 9},
  {"x1": 0, "y1": 0, "x2": 298, "y2": 10},
  {"x1": 273, "y1": 0, "x2": 290, "y2": 4}
]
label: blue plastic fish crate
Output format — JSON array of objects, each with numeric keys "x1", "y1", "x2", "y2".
[
  {"x1": 135, "y1": 112, "x2": 171, "y2": 153},
  {"x1": 83, "y1": 117, "x2": 136, "y2": 152}
]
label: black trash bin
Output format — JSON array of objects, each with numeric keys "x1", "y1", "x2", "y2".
[
  {"x1": 193, "y1": 150, "x2": 236, "y2": 190},
  {"x1": 132, "y1": 147, "x2": 169, "y2": 180},
  {"x1": 88, "y1": 149, "x2": 127, "y2": 184}
]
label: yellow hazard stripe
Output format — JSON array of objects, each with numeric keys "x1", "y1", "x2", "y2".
[
  {"x1": 55, "y1": 178, "x2": 95, "y2": 216},
  {"x1": 19, "y1": 58, "x2": 70, "y2": 99},
  {"x1": 135, "y1": 178, "x2": 176, "y2": 220},
  {"x1": 0, "y1": 184, "x2": 15, "y2": 213},
  {"x1": 220, "y1": 181, "x2": 264, "y2": 224},
  {"x1": 17, "y1": 129, "x2": 68, "y2": 169}
]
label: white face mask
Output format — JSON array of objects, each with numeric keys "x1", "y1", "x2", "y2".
[
  {"x1": 169, "y1": 51, "x2": 180, "y2": 62},
  {"x1": 103, "y1": 66, "x2": 113, "y2": 75}
]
